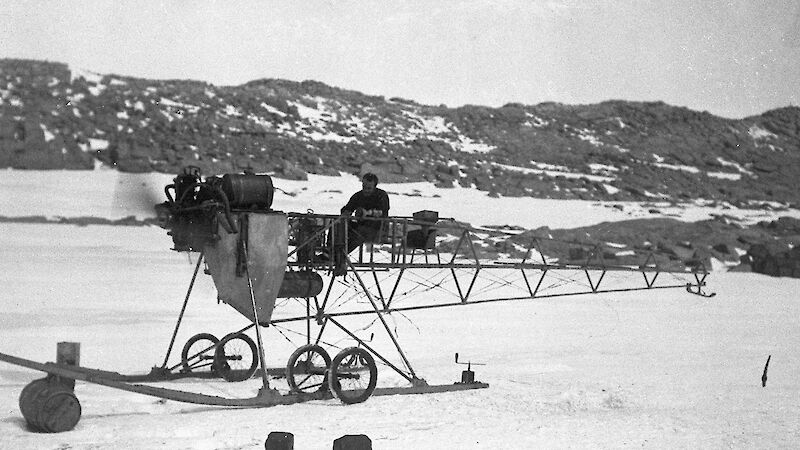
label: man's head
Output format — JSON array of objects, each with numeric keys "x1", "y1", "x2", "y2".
[{"x1": 361, "y1": 173, "x2": 378, "y2": 195}]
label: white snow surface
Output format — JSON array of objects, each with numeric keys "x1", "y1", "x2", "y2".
[{"x1": 1, "y1": 169, "x2": 800, "y2": 448}]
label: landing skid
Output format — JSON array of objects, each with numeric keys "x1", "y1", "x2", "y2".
[
  {"x1": 686, "y1": 272, "x2": 716, "y2": 298},
  {"x1": 686, "y1": 284, "x2": 717, "y2": 298},
  {"x1": 0, "y1": 351, "x2": 487, "y2": 408}
]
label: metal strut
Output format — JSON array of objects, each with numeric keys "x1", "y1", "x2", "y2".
[
  {"x1": 585, "y1": 269, "x2": 607, "y2": 292},
  {"x1": 346, "y1": 257, "x2": 421, "y2": 383},
  {"x1": 642, "y1": 270, "x2": 659, "y2": 288},
  {"x1": 326, "y1": 317, "x2": 416, "y2": 384},
  {"x1": 160, "y1": 251, "x2": 204, "y2": 369},
  {"x1": 241, "y1": 240, "x2": 272, "y2": 392}
]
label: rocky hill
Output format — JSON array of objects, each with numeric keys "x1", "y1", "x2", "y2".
[{"x1": 2, "y1": 59, "x2": 799, "y2": 206}]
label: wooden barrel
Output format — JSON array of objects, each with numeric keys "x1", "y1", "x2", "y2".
[
  {"x1": 19, "y1": 378, "x2": 81, "y2": 432},
  {"x1": 19, "y1": 377, "x2": 49, "y2": 426}
]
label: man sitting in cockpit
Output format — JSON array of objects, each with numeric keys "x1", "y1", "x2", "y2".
[
  {"x1": 339, "y1": 172, "x2": 389, "y2": 253},
  {"x1": 318, "y1": 172, "x2": 390, "y2": 275}
]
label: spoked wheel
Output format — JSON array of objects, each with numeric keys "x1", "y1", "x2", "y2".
[
  {"x1": 181, "y1": 333, "x2": 219, "y2": 374},
  {"x1": 327, "y1": 347, "x2": 378, "y2": 404},
  {"x1": 286, "y1": 344, "x2": 331, "y2": 394},
  {"x1": 213, "y1": 332, "x2": 258, "y2": 382}
]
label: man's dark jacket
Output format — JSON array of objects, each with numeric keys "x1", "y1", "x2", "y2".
[{"x1": 341, "y1": 189, "x2": 390, "y2": 229}]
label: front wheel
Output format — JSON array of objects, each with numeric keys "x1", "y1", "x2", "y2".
[
  {"x1": 213, "y1": 332, "x2": 258, "y2": 382},
  {"x1": 328, "y1": 347, "x2": 377, "y2": 404},
  {"x1": 286, "y1": 344, "x2": 331, "y2": 394},
  {"x1": 181, "y1": 333, "x2": 219, "y2": 374}
]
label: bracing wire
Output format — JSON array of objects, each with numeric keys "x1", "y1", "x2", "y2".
[{"x1": 269, "y1": 323, "x2": 343, "y2": 352}]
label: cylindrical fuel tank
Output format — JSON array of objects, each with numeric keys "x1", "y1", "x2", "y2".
[
  {"x1": 278, "y1": 271, "x2": 324, "y2": 298},
  {"x1": 221, "y1": 173, "x2": 274, "y2": 209}
]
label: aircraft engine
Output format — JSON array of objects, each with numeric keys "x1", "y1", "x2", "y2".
[
  {"x1": 156, "y1": 166, "x2": 276, "y2": 252},
  {"x1": 157, "y1": 166, "x2": 288, "y2": 324}
]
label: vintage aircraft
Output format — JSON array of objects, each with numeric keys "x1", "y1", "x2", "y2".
[{"x1": 0, "y1": 166, "x2": 714, "y2": 432}]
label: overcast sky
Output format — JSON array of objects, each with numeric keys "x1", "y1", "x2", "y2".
[{"x1": 2, "y1": 0, "x2": 799, "y2": 118}]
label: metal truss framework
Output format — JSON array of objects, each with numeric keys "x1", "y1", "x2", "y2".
[{"x1": 274, "y1": 213, "x2": 715, "y2": 386}]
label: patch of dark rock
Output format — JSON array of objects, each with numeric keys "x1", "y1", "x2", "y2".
[
  {"x1": 745, "y1": 243, "x2": 800, "y2": 277},
  {"x1": 482, "y1": 224, "x2": 526, "y2": 233},
  {"x1": 0, "y1": 215, "x2": 51, "y2": 224},
  {"x1": 0, "y1": 215, "x2": 152, "y2": 227}
]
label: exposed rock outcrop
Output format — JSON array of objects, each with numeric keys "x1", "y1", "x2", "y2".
[{"x1": 2, "y1": 59, "x2": 799, "y2": 206}]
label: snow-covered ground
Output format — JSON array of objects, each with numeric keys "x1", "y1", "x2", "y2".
[{"x1": 1, "y1": 169, "x2": 799, "y2": 448}]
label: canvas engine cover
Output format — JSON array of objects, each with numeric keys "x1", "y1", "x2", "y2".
[{"x1": 203, "y1": 212, "x2": 288, "y2": 325}]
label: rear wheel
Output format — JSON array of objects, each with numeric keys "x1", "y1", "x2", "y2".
[
  {"x1": 328, "y1": 347, "x2": 377, "y2": 404},
  {"x1": 286, "y1": 344, "x2": 331, "y2": 394},
  {"x1": 181, "y1": 333, "x2": 219, "y2": 374},
  {"x1": 213, "y1": 333, "x2": 258, "y2": 382}
]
